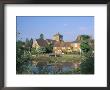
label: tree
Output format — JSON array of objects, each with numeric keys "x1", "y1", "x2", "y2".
[
  {"x1": 76, "y1": 35, "x2": 91, "y2": 42},
  {"x1": 16, "y1": 40, "x2": 26, "y2": 73},
  {"x1": 25, "y1": 38, "x2": 33, "y2": 51},
  {"x1": 80, "y1": 56, "x2": 94, "y2": 74},
  {"x1": 36, "y1": 47, "x2": 46, "y2": 54},
  {"x1": 80, "y1": 35, "x2": 94, "y2": 74},
  {"x1": 45, "y1": 43, "x2": 53, "y2": 53},
  {"x1": 80, "y1": 41, "x2": 91, "y2": 53},
  {"x1": 39, "y1": 33, "x2": 44, "y2": 39},
  {"x1": 16, "y1": 40, "x2": 32, "y2": 74},
  {"x1": 80, "y1": 35, "x2": 91, "y2": 41},
  {"x1": 30, "y1": 38, "x2": 33, "y2": 51},
  {"x1": 31, "y1": 47, "x2": 37, "y2": 55}
]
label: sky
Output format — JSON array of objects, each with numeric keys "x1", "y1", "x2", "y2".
[{"x1": 16, "y1": 16, "x2": 94, "y2": 42}]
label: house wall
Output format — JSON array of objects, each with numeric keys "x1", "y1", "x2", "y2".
[
  {"x1": 53, "y1": 46, "x2": 73, "y2": 54},
  {"x1": 32, "y1": 41, "x2": 40, "y2": 49},
  {"x1": 53, "y1": 35, "x2": 63, "y2": 41},
  {"x1": 71, "y1": 43, "x2": 80, "y2": 52}
]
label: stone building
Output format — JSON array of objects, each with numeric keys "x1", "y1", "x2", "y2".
[
  {"x1": 32, "y1": 33, "x2": 92, "y2": 54},
  {"x1": 53, "y1": 32, "x2": 63, "y2": 42}
]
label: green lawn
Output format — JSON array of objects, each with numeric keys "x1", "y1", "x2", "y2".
[{"x1": 32, "y1": 54, "x2": 81, "y2": 64}]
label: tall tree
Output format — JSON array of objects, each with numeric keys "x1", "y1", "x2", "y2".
[
  {"x1": 25, "y1": 38, "x2": 33, "y2": 51},
  {"x1": 80, "y1": 35, "x2": 94, "y2": 74},
  {"x1": 16, "y1": 31, "x2": 21, "y2": 41},
  {"x1": 45, "y1": 43, "x2": 53, "y2": 53},
  {"x1": 81, "y1": 35, "x2": 91, "y2": 41},
  {"x1": 39, "y1": 33, "x2": 44, "y2": 39},
  {"x1": 76, "y1": 35, "x2": 91, "y2": 41}
]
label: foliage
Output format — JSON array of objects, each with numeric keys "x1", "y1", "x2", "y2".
[
  {"x1": 36, "y1": 47, "x2": 46, "y2": 54},
  {"x1": 25, "y1": 38, "x2": 33, "y2": 51},
  {"x1": 79, "y1": 34, "x2": 94, "y2": 74},
  {"x1": 16, "y1": 40, "x2": 32, "y2": 74},
  {"x1": 80, "y1": 56, "x2": 94, "y2": 74},
  {"x1": 80, "y1": 35, "x2": 91, "y2": 41},
  {"x1": 45, "y1": 43, "x2": 53, "y2": 53},
  {"x1": 80, "y1": 35, "x2": 94, "y2": 74},
  {"x1": 31, "y1": 47, "x2": 37, "y2": 55},
  {"x1": 80, "y1": 41, "x2": 91, "y2": 53},
  {"x1": 39, "y1": 33, "x2": 44, "y2": 39},
  {"x1": 73, "y1": 67, "x2": 81, "y2": 74}
]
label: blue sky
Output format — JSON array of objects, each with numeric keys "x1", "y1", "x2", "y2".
[{"x1": 16, "y1": 16, "x2": 94, "y2": 41}]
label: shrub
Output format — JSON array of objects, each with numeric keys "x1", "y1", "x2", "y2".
[{"x1": 80, "y1": 57, "x2": 94, "y2": 74}]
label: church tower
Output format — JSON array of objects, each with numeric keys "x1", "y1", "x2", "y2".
[{"x1": 53, "y1": 32, "x2": 63, "y2": 41}]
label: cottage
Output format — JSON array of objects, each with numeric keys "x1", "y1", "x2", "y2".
[
  {"x1": 32, "y1": 39, "x2": 48, "y2": 49},
  {"x1": 53, "y1": 41, "x2": 73, "y2": 54},
  {"x1": 71, "y1": 41, "x2": 81, "y2": 52}
]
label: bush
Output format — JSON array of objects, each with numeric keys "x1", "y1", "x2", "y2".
[
  {"x1": 80, "y1": 57, "x2": 94, "y2": 74},
  {"x1": 16, "y1": 41, "x2": 32, "y2": 74},
  {"x1": 80, "y1": 41, "x2": 90, "y2": 53}
]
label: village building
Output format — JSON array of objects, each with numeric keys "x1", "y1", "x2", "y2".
[
  {"x1": 53, "y1": 32, "x2": 63, "y2": 42},
  {"x1": 46, "y1": 39, "x2": 56, "y2": 45},
  {"x1": 32, "y1": 33, "x2": 93, "y2": 54},
  {"x1": 32, "y1": 39, "x2": 48, "y2": 49},
  {"x1": 53, "y1": 41, "x2": 73, "y2": 54},
  {"x1": 52, "y1": 32, "x2": 80, "y2": 54},
  {"x1": 71, "y1": 41, "x2": 81, "y2": 52}
]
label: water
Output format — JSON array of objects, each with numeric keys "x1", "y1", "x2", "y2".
[{"x1": 31, "y1": 63, "x2": 75, "y2": 74}]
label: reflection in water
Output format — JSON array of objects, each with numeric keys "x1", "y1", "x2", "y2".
[{"x1": 31, "y1": 62, "x2": 75, "y2": 74}]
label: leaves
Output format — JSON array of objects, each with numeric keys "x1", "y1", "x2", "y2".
[
  {"x1": 39, "y1": 33, "x2": 44, "y2": 39},
  {"x1": 80, "y1": 57, "x2": 94, "y2": 74},
  {"x1": 16, "y1": 40, "x2": 32, "y2": 74},
  {"x1": 45, "y1": 43, "x2": 53, "y2": 53},
  {"x1": 79, "y1": 35, "x2": 94, "y2": 74},
  {"x1": 80, "y1": 41, "x2": 91, "y2": 53}
]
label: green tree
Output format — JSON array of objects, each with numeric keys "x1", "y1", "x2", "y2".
[
  {"x1": 31, "y1": 47, "x2": 37, "y2": 55},
  {"x1": 80, "y1": 56, "x2": 94, "y2": 74},
  {"x1": 80, "y1": 35, "x2": 94, "y2": 74},
  {"x1": 39, "y1": 33, "x2": 44, "y2": 39},
  {"x1": 16, "y1": 40, "x2": 25, "y2": 73},
  {"x1": 80, "y1": 41, "x2": 91, "y2": 53},
  {"x1": 16, "y1": 40, "x2": 32, "y2": 74},
  {"x1": 25, "y1": 38, "x2": 33, "y2": 51},
  {"x1": 80, "y1": 35, "x2": 91, "y2": 41},
  {"x1": 45, "y1": 43, "x2": 53, "y2": 53},
  {"x1": 36, "y1": 47, "x2": 46, "y2": 54}
]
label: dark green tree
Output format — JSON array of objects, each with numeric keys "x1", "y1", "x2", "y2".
[
  {"x1": 16, "y1": 40, "x2": 25, "y2": 73},
  {"x1": 80, "y1": 35, "x2": 94, "y2": 74},
  {"x1": 16, "y1": 40, "x2": 32, "y2": 74},
  {"x1": 80, "y1": 35, "x2": 91, "y2": 41},
  {"x1": 25, "y1": 38, "x2": 33, "y2": 51},
  {"x1": 45, "y1": 43, "x2": 53, "y2": 53},
  {"x1": 39, "y1": 33, "x2": 44, "y2": 39},
  {"x1": 80, "y1": 56, "x2": 94, "y2": 74},
  {"x1": 36, "y1": 47, "x2": 46, "y2": 54},
  {"x1": 80, "y1": 41, "x2": 91, "y2": 53}
]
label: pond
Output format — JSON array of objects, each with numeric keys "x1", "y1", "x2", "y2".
[{"x1": 31, "y1": 62, "x2": 76, "y2": 74}]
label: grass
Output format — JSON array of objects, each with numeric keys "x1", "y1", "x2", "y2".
[{"x1": 32, "y1": 54, "x2": 81, "y2": 64}]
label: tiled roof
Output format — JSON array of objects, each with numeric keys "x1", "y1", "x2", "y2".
[
  {"x1": 36, "y1": 39, "x2": 48, "y2": 47},
  {"x1": 46, "y1": 39, "x2": 56, "y2": 44},
  {"x1": 54, "y1": 41, "x2": 71, "y2": 47},
  {"x1": 63, "y1": 42, "x2": 71, "y2": 47},
  {"x1": 72, "y1": 41, "x2": 81, "y2": 43}
]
